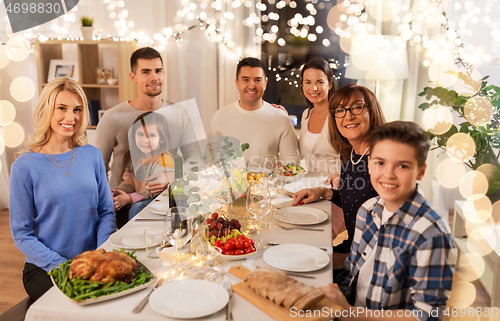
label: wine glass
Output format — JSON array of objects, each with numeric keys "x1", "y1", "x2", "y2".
[
  {"x1": 163, "y1": 206, "x2": 194, "y2": 281},
  {"x1": 261, "y1": 155, "x2": 279, "y2": 195},
  {"x1": 246, "y1": 180, "x2": 272, "y2": 249}
]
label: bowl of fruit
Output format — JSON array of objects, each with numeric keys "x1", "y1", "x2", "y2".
[
  {"x1": 204, "y1": 213, "x2": 257, "y2": 260},
  {"x1": 276, "y1": 163, "x2": 306, "y2": 183}
]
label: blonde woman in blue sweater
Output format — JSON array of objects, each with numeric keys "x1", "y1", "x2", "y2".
[{"x1": 9, "y1": 78, "x2": 116, "y2": 301}]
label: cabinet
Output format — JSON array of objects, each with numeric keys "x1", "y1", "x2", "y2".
[{"x1": 34, "y1": 39, "x2": 138, "y2": 127}]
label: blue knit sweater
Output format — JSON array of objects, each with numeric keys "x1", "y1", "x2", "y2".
[{"x1": 9, "y1": 145, "x2": 116, "y2": 271}]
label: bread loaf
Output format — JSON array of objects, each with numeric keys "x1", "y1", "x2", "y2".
[{"x1": 244, "y1": 267, "x2": 325, "y2": 311}]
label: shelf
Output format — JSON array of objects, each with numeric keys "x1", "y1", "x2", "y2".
[{"x1": 81, "y1": 84, "x2": 119, "y2": 89}]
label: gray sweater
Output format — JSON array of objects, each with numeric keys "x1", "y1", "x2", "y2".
[{"x1": 94, "y1": 101, "x2": 200, "y2": 188}]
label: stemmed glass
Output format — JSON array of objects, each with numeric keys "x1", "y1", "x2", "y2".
[
  {"x1": 261, "y1": 155, "x2": 279, "y2": 195},
  {"x1": 162, "y1": 206, "x2": 194, "y2": 281},
  {"x1": 246, "y1": 180, "x2": 272, "y2": 249}
]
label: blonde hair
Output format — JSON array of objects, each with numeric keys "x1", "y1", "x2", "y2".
[{"x1": 25, "y1": 78, "x2": 89, "y2": 151}]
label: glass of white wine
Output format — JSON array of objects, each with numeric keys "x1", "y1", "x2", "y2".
[
  {"x1": 163, "y1": 206, "x2": 194, "y2": 281},
  {"x1": 246, "y1": 180, "x2": 272, "y2": 249}
]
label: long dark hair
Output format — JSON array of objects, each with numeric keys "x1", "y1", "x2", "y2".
[
  {"x1": 300, "y1": 57, "x2": 336, "y2": 118},
  {"x1": 328, "y1": 84, "x2": 386, "y2": 163},
  {"x1": 128, "y1": 111, "x2": 170, "y2": 159}
]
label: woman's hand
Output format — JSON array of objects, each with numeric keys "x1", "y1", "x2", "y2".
[
  {"x1": 319, "y1": 283, "x2": 351, "y2": 311},
  {"x1": 291, "y1": 187, "x2": 332, "y2": 206},
  {"x1": 112, "y1": 189, "x2": 132, "y2": 211},
  {"x1": 271, "y1": 103, "x2": 288, "y2": 115},
  {"x1": 325, "y1": 173, "x2": 341, "y2": 189}
]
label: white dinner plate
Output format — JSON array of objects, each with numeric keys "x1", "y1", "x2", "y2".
[
  {"x1": 149, "y1": 200, "x2": 169, "y2": 215},
  {"x1": 149, "y1": 279, "x2": 229, "y2": 319},
  {"x1": 275, "y1": 207, "x2": 328, "y2": 225},
  {"x1": 109, "y1": 227, "x2": 161, "y2": 249},
  {"x1": 263, "y1": 244, "x2": 330, "y2": 272},
  {"x1": 283, "y1": 177, "x2": 331, "y2": 194}
]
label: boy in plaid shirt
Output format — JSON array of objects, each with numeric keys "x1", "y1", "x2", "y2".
[{"x1": 320, "y1": 121, "x2": 457, "y2": 321}]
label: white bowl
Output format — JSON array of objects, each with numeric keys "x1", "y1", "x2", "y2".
[
  {"x1": 107, "y1": 78, "x2": 118, "y2": 85},
  {"x1": 278, "y1": 171, "x2": 306, "y2": 183}
]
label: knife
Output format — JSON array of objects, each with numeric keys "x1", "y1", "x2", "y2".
[{"x1": 267, "y1": 242, "x2": 328, "y2": 252}]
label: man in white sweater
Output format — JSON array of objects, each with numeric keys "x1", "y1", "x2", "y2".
[
  {"x1": 210, "y1": 57, "x2": 299, "y2": 167},
  {"x1": 95, "y1": 47, "x2": 199, "y2": 189}
]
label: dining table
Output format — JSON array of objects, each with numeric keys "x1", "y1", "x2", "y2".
[{"x1": 25, "y1": 174, "x2": 336, "y2": 321}]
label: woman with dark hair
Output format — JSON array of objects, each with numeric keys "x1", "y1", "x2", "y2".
[
  {"x1": 112, "y1": 112, "x2": 174, "y2": 225},
  {"x1": 299, "y1": 57, "x2": 341, "y2": 176},
  {"x1": 293, "y1": 84, "x2": 386, "y2": 271}
]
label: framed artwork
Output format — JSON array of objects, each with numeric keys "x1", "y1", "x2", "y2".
[{"x1": 47, "y1": 60, "x2": 79, "y2": 82}]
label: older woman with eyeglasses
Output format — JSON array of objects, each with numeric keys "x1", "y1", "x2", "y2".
[{"x1": 293, "y1": 84, "x2": 386, "y2": 273}]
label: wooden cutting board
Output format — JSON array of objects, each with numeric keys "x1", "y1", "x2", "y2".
[{"x1": 229, "y1": 265, "x2": 342, "y2": 321}]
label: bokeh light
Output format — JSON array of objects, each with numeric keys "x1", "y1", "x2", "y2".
[
  {"x1": 10, "y1": 77, "x2": 36, "y2": 102},
  {"x1": 446, "y1": 133, "x2": 476, "y2": 163},
  {"x1": 366, "y1": 65, "x2": 396, "y2": 90},
  {"x1": 447, "y1": 280, "x2": 476, "y2": 307},
  {"x1": 452, "y1": 67, "x2": 482, "y2": 97},
  {"x1": 463, "y1": 194, "x2": 492, "y2": 224},
  {"x1": 5, "y1": 37, "x2": 30, "y2": 62},
  {"x1": 489, "y1": 200, "x2": 500, "y2": 225},
  {"x1": 0, "y1": 100, "x2": 16, "y2": 126},
  {"x1": 0, "y1": 136, "x2": 5, "y2": 157},
  {"x1": 459, "y1": 170, "x2": 489, "y2": 199},
  {"x1": 0, "y1": 46, "x2": 10, "y2": 69},
  {"x1": 428, "y1": 58, "x2": 458, "y2": 87},
  {"x1": 456, "y1": 253, "x2": 485, "y2": 283},
  {"x1": 1, "y1": 122, "x2": 25, "y2": 148},
  {"x1": 467, "y1": 227, "x2": 495, "y2": 256},
  {"x1": 464, "y1": 96, "x2": 494, "y2": 127},
  {"x1": 367, "y1": 0, "x2": 398, "y2": 22},
  {"x1": 476, "y1": 163, "x2": 500, "y2": 195},
  {"x1": 436, "y1": 158, "x2": 468, "y2": 188},
  {"x1": 422, "y1": 105, "x2": 453, "y2": 135}
]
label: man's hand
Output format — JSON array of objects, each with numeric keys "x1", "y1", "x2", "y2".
[
  {"x1": 271, "y1": 103, "x2": 288, "y2": 115},
  {"x1": 145, "y1": 181, "x2": 168, "y2": 196},
  {"x1": 112, "y1": 189, "x2": 132, "y2": 211}
]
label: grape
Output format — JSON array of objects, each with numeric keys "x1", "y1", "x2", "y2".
[
  {"x1": 208, "y1": 230, "x2": 218, "y2": 237},
  {"x1": 230, "y1": 219, "x2": 237, "y2": 226},
  {"x1": 223, "y1": 228, "x2": 230, "y2": 236},
  {"x1": 216, "y1": 222, "x2": 223, "y2": 230},
  {"x1": 235, "y1": 223, "x2": 241, "y2": 229},
  {"x1": 211, "y1": 213, "x2": 218, "y2": 220},
  {"x1": 210, "y1": 222, "x2": 217, "y2": 230},
  {"x1": 217, "y1": 217, "x2": 225, "y2": 224},
  {"x1": 223, "y1": 221, "x2": 229, "y2": 228},
  {"x1": 205, "y1": 218, "x2": 212, "y2": 225}
]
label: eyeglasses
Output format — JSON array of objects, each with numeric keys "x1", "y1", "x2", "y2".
[{"x1": 332, "y1": 103, "x2": 367, "y2": 118}]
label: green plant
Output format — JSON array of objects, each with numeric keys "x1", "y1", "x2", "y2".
[
  {"x1": 80, "y1": 16, "x2": 94, "y2": 27},
  {"x1": 418, "y1": 74, "x2": 500, "y2": 195}
]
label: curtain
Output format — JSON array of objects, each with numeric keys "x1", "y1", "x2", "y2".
[{"x1": 152, "y1": 0, "x2": 260, "y2": 138}]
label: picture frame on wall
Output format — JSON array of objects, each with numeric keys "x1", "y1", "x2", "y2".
[{"x1": 47, "y1": 60, "x2": 79, "y2": 82}]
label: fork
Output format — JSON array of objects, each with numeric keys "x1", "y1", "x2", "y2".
[
  {"x1": 132, "y1": 278, "x2": 163, "y2": 313},
  {"x1": 275, "y1": 223, "x2": 324, "y2": 232},
  {"x1": 223, "y1": 280, "x2": 233, "y2": 320}
]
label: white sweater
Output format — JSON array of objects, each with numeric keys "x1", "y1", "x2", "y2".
[
  {"x1": 210, "y1": 101, "x2": 299, "y2": 167},
  {"x1": 299, "y1": 109, "x2": 340, "y2": 175}
]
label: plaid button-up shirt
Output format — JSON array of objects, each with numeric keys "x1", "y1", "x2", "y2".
[{"x1": 336, "y1": 187, "x2": 457, "y2": 321}]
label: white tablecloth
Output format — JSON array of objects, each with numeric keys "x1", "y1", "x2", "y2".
[{"x1": 26, "y1": 194, "x2": 333, "y2": 321}]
